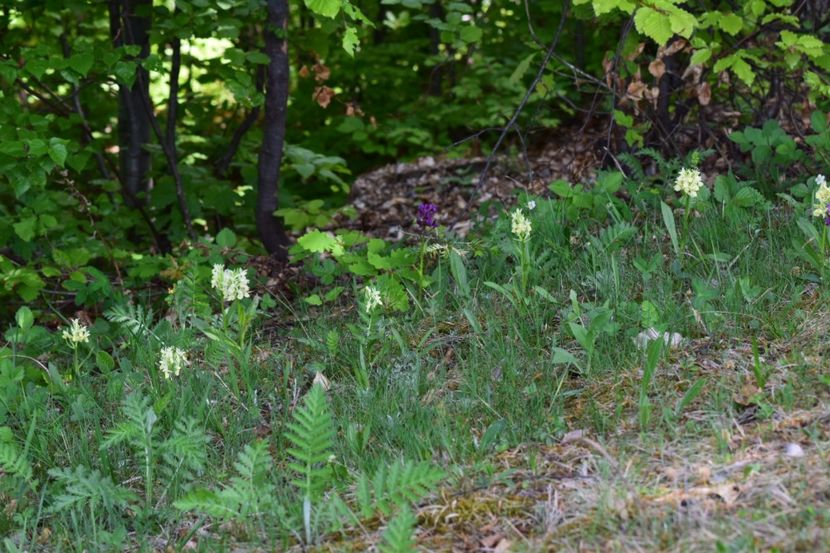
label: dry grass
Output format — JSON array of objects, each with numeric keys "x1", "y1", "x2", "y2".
[{"x1": 322, "y1": 321, "x2": 830, "y2": 552}]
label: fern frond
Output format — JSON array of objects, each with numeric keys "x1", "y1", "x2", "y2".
[
  {"x1": 379, "y1": 507, "x2": 417, "y2": 553},
  {"x1": 160, "y1": 418, "x2": 209, "y2": 486},
  {"x1": 174, "y1": 440, "x2": 277, "y2": 521},
  {"x1": 0, "y1": 427, "x2": 32, "y2": 482},
  {"x1": 101, "y1": 394, "x2": 156, "y2": 450},
  {"x1": 48, "y1": 465, "x2": 135, "y2": 513},
  {"x1": 357, "y1": 460, "x2": 444, "y2": 517},
  {"x1": 589, "y1": 222, "x2": 637, "y2": 254},
  {"x1": 285, "y1": 384, "x2": 335, "y2": 499},
  {"x1": 104, "y1": 302, "x2": 154, "y2": 338}
]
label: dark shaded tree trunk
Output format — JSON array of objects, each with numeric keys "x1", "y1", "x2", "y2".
[
  {"x1": 109, "y1": 0, "x2": 152, "y2": 207},
  {"x1": 256, "y1": 0, "x2": 291, "y2": 261}
]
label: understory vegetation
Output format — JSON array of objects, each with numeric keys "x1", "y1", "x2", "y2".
[{"x1": 3, "y1": 0, "x2": 830, "y2": 551}]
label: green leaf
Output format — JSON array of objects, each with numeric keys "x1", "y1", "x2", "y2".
[
  {"x1": 304, "y1": 293, "x2": 323, "y2": 306},
  {"x1": 718, "y1": 13, "x2": 742, "y2": 35},
  {"x1": 591, "y1": 0, "x2": 636, "y2": 15},
  {"x1": 508, "y1": 53, "x2": 536, "y2": 85},
  {"x1": 48, "y1": 139, "x2": 68, "y2": 167},
  {"x1": 342, "y1": 27, "x2": 359, "y2": 57},
  {"x1": 69, "y1": 52, "x2": 95, "y2": 76},
  {"x1": 690, "y1": 48, "x2": 711, "y2": 65},
  {"x1": 448, "y1": 249, "x2": 470, "y2": 298},
  {"x1": 15, "y1": 306, "x2": 34, "y2": 331},
  {"x1": 245, "y1": 51, "x2": 271, "y2": 65},
  {"x1": 215, "y1": 228, "x2": 237, "y2": 248},
  {"x1": 731, "y1": 57, "x2": 755, "y2": 86},
  {"x1": 660, "y1": 201, "x2": 679, "y2": 256},
  {"x1": 113, "y1": 61, "x2": 137, "y2": 87},
  {"x1": 379, "y1": 507, "x2": 417, "y2": 553},
  {"x1": 297, "y1": 230, "x2": 337, "y2": 253},
  {"x1": 634, "y1": 7, "x2": 672, "y2": 45},
  {"x1": 13, "y1": 217, "x2": 37, "y2": 242},
  {"x1": 305, "y1": 0, "x2": 340, "y2": 18},
  {"x1": 459, "y1": 25, "x2": 482, "y2": 43},
  {"x1": 96, "y1": 350, "x2": 115, "y2": 373}
]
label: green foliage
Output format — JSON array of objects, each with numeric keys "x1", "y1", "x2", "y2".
[
  {"x1": 0, "y1": 427, "x2": 32, "y2": 483},
  {"x1": 286, "y1": 384, "x2": 336, "y2": 501},
  {"x1": 47, "y1": 465, "x2": 135, "y2": 514},
  {"x1": 355, "y1": 460, "x2": 444, "y2": 518},
  {"x1": 175, "y1": 440, "x2": 277, "y2": 520},
  {"x1": 379, "y1": 507, "x2": 418, "y2": 553},
  {"x1": 104, "y1": 302, "x2": 155, "y2": 341}
]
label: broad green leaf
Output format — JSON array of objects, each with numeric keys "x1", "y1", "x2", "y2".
[
  {"x1": 304, "y1": 294, "x2": 323, "y2": 306},
  {"x1": 459, "y1": 25, "x2": 483, "y2": 43},
  {"x1": 215, "y1": 228, "x2": 237, "y2": 248},
  {"x1": 13, "y1": 217, "x2": 37, "y2": 242},
  {"x1": 305, "y1": 0, "x2": 340, "y2": 18},
  {"x1": 342, "y1": 27, "x2": 359, "y2": 56},
  {"x1": 48, "y1": 139, "x2": 68, "y2": 167},
  {"x1": 245, "y1": 51, "x2": 271, "y2": 65},
  {"x1": 15, "y1": 306, "x2": 34, "y2": 331},
  {"x1": 297, "y1": 230, "x2": 337, "y2": 253},
  {"x1": 69, "y1": 52, "x2": 95, "y2": 76},
  {"x1": 634, "y1": 7, "x2": 672, "y2": 45},
  {"x1": 690, "y1": 48, "x2": 711, "y2": 65},
  {"x1": 718, "y1": 13, "x2": 742, "y2": 35},
  {"x1": 96, "y1": 351, "x2": 115, "y2": 373},
  {"x1": 591, "y1": 0, "x2": 635, "y2": 15}
]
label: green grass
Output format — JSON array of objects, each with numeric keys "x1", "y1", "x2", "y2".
[{"x1": 3, "y1": 180, "x2": 830, "y2": 551}]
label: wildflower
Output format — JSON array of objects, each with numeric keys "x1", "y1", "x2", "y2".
[
  {"x1": 364, "y1": 286, "x2": 383, "y2": 313},
  {"x1": 211, "y1": 264, "x2": 225, "y2": 290},
  {"x1": 825, "y1": 204, "x2": 830, "y2": 227},
  {"x1": 211, "y1": 264, "x2": 251, "y2": 302},
  {"x1": 416, "y1": 203, "x2": 438, "y2": 228},
  {"x1": 673, "y1": 167, "x2": 704, "y2": 198},
  {"x1": 527, "y1": 200, "x2": 537, "y2": 211},
  {"x1": 814, "y1": 175, "x2": 830, "y2": 210},
  {"x1": 511, "y1": 208, "x2": 532, "y2": 241},
  {"x1": 159, "y1": 346, "x2": 188, "y2": 380},
  {"x1": 62, "y1": 318, "x2": 90, "y2": 346}
]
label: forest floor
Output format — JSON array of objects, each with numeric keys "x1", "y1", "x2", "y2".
[
  {"x1": 314, "y1": 314, "x2": 830, "y2": 552},
  {"x1": 296, "y1": 139, "x2": 830, "y2": 552}
]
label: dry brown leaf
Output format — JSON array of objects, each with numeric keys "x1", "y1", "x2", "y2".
[
  {"x1": 652, "y1": 482, "x2": 742, "y2": 506},
  {"x1": 648, "y1": 58, "x2": 666, "y2": 79},
  {"x1": 664, "y1": 38, "x2": 687, "y2": 56},
  {"x1": 626, "y1": 42, "x2": 645, "y2": 61},
  {"x1": 481, "y1": 533, "x2": 504, "y2": 548},
  {"x1": 313, "y1": 86, "x2": 335, "y2": 109},
  {"x1": 626, "y1": 80, "x2": 647, "y2": 102},
  {"x1": 345, "y1": 102, "x2": 363, "y2": 116},
  {"x1": 312, "y1": 62, "x2": 330, "y2": 82},
  {"x1": 697, "y1": 82, "x2": 712, "y2": 106}
]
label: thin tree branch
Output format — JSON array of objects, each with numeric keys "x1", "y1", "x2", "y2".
[
  {"x1": 477, "y1": 0, "x2": 570, "y2": 189},
  {"x1": 123, "y1": 15, "x2": 194, "y2": 237},
  {"x1": 215, "y1": 66, "x2": 265, "y2": 177}
]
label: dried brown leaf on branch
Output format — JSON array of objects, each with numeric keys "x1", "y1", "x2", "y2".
[{"x1": 313, "y1": 86, "x2": 335, "y2": 108}]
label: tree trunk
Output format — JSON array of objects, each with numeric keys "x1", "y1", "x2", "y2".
[
  {"x1": 256, "y1": 0, "x2": 291, "y2": 261},
  {"x1": 109, "y1": 0, "x2": 152, "y2": 207}
]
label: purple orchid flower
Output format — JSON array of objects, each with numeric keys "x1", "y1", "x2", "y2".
[{"x1": 417, "y1": 202, "x2": 438, "y2": 228}]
